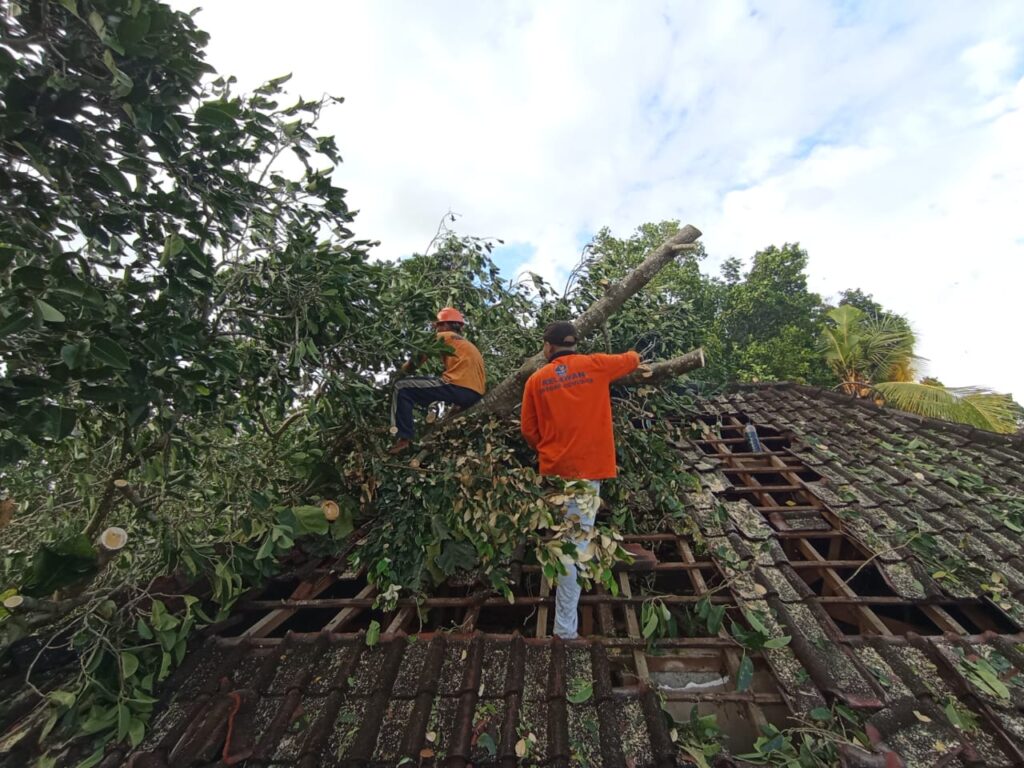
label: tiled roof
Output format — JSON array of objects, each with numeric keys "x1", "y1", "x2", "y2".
[
  {"x1": 121, "y1": 383, "x2": 1024, "y2": 768},
  {"x1": 126, "y1": 634, "x2": 674, "y2": 768}
]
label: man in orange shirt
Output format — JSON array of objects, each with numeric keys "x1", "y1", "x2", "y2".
[
  {"x1": 389, "y1": 307, "x2": 486, "y2": 454},
  {"x1": 520, "y1": 321, "x2": 639, "y2": 638}
]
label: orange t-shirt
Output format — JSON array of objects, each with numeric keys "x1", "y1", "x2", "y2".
[
  {"x1": 520, "y1": 351, "x2": 640, "y2": 480},
  {"x1": 438, "y1": 331, "x2": 487, "y2": 395}
]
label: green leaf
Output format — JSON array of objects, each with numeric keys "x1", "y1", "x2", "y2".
[
  {"x1": 98, "y1": 163, "x2": 131, "y2": 195},
  {"x1": 128, "y1": 717, "x2": 145, "y2": 747},
  {"x1": 736, "y1": 654, "x2": 754, "y2": 692},
  {"x1": 476, "y1": 731, "x2": 497, "y2": 756},
  {"x1": 21, "y1": 534, "x2": 98, "y2": 597},
  {"x1": 13, "y1": 265, "x2": 48, "y2": 289},
  {"x1": 567, "y1": 680, "x2": 593, "y2": 704},
  {"x1": 435, "y1": 538, "x2": 477, "y2": 576},
  {"x1": 33, "y1": 299, "x2": 65, "y2": 323},
  {"x1": 289, "y1": 505, "x2": 329, "y2": 536},
  {"x1": 759, "y1": 732, "x2": 785, "y2": 753},
  {"x1": 118, "y1": 12, "x2": 151, "y2": 46},
  {"x1": 944, "y1": 700, "x2": 964, "y2": 730},
  {"x1": 48, "y1": 690, "x2": 76, "y2": 709},
  {"x1": 57, "y1": 406, "x2": 77, "y2": 440},
  {"x1": 705, "y1": 604, "x2": 726, "y2": 635},
  {"x1": 91, "y1": 337, "x2": 130, "y2": 369},
  {"x1": 151, "y1": 599, "x2": 177, "y2": 631},
  {"x1": 255, "y1": 533, "x2": 277, "y2": 561},
  {"x1": 78, "y1": 705, "x2": 118, "y2": 735},
  {"x1": 763, "y1": 635, "x2": 791, "y2": 649},
  {"x1": 641, "y1": 609, "x2": 659, "y2": 639},
  {"x1": 970, "y1": 662, "x2": 1010, "y2": 700},
  {"x1": 0, "y1": 310, "x2": 31, "y2": 339},
  {"x1": 158, "y1": 651, "x2": 172, "y2": 681},
  {"x1": 136, "y1": 617, "x2": 153, "y2": 640},
  {"x1": 162, "y1": 234, "x2": 185, "y2": 262},
  {"x1": 116, "y1": 703, "x2": 130, "y2": 741},
  {"x1": 61, "y1": 341, "x2": 90, "y2": 370},
  {"x1": 121, "y1": 651, "x2": 140, "y2": 679},
  {"x1": 809, "y1": 706, "x2": 832, "y2": 722},
  {"x1": 75, "y1": 747, "x2": 106, "y2": 768},
  {"x1": 742, "y1": 608, "x2": 769, "y2": 636},
  {"x1": 365, "y1": 619, "x2": 381, "y2": 647},
  {"x1": 195, "y1": 101, "x2": 238, "y2": 128}
]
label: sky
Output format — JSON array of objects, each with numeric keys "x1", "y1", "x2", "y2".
[{"x1": 174, "y1": 1, "x2": 1024, "y2": 398}]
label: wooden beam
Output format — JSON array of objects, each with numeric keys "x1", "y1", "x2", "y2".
[
  {"x1": 618, "y1": 572, "x2": 650, "y2": 681},
  {"x1": 795, "y1": 540, "x2": 891, "y2": 636},
  {"x1": 678, "y1": 539, "x2": 768, "y2": 729},
  {"x1": 323, "y1": 583, "x2": 377, "y2": 632},
  {"x1": 536, "y1": 577, "x2": 550, "y2": 638}
]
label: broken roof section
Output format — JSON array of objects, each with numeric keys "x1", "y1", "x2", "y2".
[{"x1": 125, "y1": 383, "x2": 1024, "y2": 767}]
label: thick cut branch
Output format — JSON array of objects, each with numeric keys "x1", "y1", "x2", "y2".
[
  {"x1": 614, "y1": 348, "x2": 706, "y2": 387},
  {"x1": 2, "y1": 594, "x2": 93, "y2": 628},
  {"x1": 469, "y1": 224, "x2": 703, "y2": 417}
]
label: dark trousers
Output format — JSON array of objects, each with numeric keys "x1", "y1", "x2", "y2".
[{"x1": 390, "y1": 377, "x2": 482, "y2": 439}]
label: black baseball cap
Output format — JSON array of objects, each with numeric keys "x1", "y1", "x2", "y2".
[{"x1": 543, "y1": 321, "x2": 578, "y2": 346}]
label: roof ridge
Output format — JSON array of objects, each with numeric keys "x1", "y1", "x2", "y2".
[{"x1": 727, "y1": 381, "x2": 1024, "y2": 450}]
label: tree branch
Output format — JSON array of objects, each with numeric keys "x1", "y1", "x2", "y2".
[
  {"x1": 614, "y1": 348, "x2": 706, "y2": 387},
  {"x1": 465, "y1": 225, "x2": 703, "y2": 417}
]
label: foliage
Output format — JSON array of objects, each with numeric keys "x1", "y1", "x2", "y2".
[
  {"x1": 575, "y1": 222, "x2": 712, "y2": 360},
  {"x1": 819, "y1": 305, "x2": 1019, "y2": 432},
  {"x1": 737, "y1": 704, "x2": 866, "y2": 767},
  {"x1": 819, "y1": 304, "x2": 918, "y2": 393},
  {"x1": 1, "y1": 0, "x2": 391, "y2": 760},
  {"x1": 578, "y1": 229, "x2": 835, "y2": 387},
  {"x1": 873, "y1": 382, "x2": 1021, "y2": 433},
  {"x1": 708, "y1": 245, "x2": 833, "y2": 386}
]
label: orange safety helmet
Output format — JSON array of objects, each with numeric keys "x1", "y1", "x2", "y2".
[{"x1": 435, "y1": 307, "x2": 466, "y2": 324}]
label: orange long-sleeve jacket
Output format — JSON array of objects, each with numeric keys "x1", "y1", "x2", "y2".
[
  {"x1": 520, "y1": 350, "x2": 639, "y2": 480},
  {"x1": 437, "y1": 331, "x2": 486, "y2": 394}
]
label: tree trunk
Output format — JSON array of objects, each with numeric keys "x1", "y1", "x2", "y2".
[
  {"x1": 470, "y1": 224, "x2": 703, "y2": 417},
  {"x1": 614, "y1": 348, "x2": 706, "y2": 387}
]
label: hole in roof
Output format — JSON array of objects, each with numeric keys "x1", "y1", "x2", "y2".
[
  {"x1": 269, "y1": 607, "x2": 351, "y2": 636},
  {"x1": 418, "y1": 605, "x2": 470, "y2": 633},
  {"x1": 650, "y1": 650, "x2": 792, "y2": 753},
  {"x1": 474, "y1": 603, "x2": 538, "y2": 635},
  {"x1": 783, "y1": 535, "x2": 867, "y2": 562},
  {"x1": 332, "y1": 606, "x2": 392, "y2": 635},
  {"x1": 822, "y1": 602, "x2": 943, "y2": 636},
  {"x1": 796, "y1": 564, "x2": 898, "y2": 599},
  {"x1": 320, "y1": 577, "x2": 372, "y2": 599},
  {"x1": 942, "y1": 602, "x2": 1020, "y2": 634},
  {"x1": 256, "y1": 578, "x2": 304, "y2": 600}
]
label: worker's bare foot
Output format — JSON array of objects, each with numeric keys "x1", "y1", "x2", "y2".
[{"x1": 388, "y1": 438, "x2": 412, "y2": 455}]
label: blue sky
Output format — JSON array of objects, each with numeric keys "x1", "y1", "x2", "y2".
[{"x1": 180, "y1": 0, "x2": 1024, "y2": 398}]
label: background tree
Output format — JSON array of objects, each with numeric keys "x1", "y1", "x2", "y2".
[
  {"x1": 819, "y1": 305, "x2": 1019, "y2": 433},
  {"x1": 573, "y1": 228, "x2": 834, "y2": 387},
  {"x1": 707, "y1": 244, "x2": 833, "y2": 386}
]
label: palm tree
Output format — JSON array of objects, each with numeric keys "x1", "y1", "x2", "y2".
[{"x1": 820, "y1": 305, "x2": 1019, "y2": 434}]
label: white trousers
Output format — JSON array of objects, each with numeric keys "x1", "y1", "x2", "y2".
[{"x1": 553, "y1": 480, "x2": 601, "y2": 639}]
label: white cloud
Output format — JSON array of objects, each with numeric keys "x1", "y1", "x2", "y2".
[{"x1": 174, "y1": 0, "x2": 1024, "y2": 398}]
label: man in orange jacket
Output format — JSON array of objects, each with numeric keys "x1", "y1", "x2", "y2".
[
  {"x1": 520, "y1": 320, "x2": 640, "y2": 638},
  {"x1": 389, "y1": 307, "x2": 486, "y2": 454}
]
